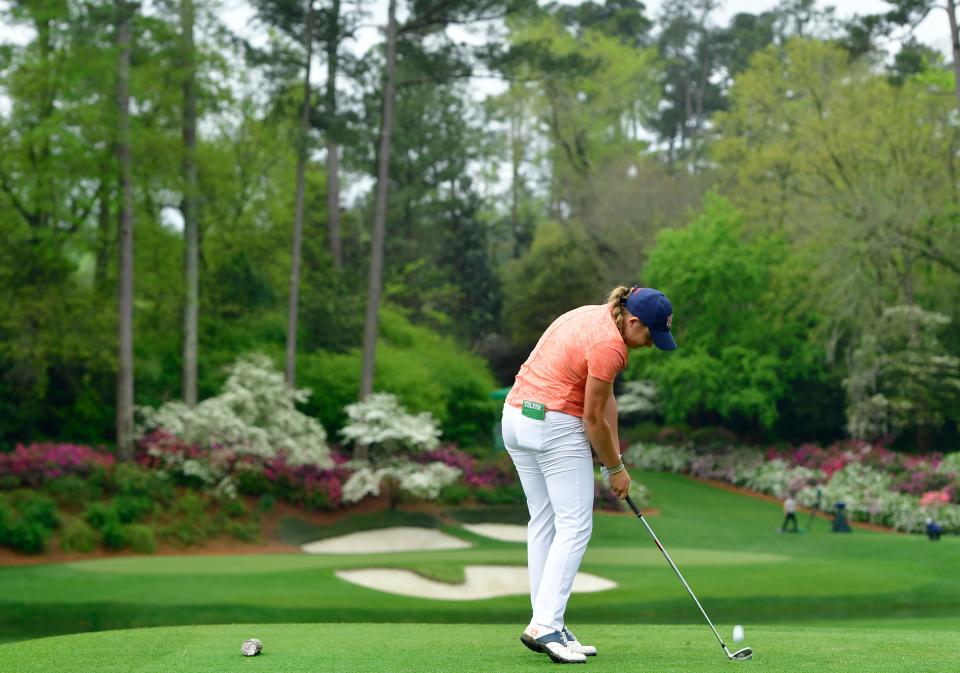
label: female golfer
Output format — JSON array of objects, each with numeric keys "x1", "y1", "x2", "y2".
[{"x1": 502, "y1": 286, "x2": 676, "y2": 664}]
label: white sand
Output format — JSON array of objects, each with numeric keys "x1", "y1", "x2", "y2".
[
  {"x1": 301, "y1": 527, "x2": 472, "y2": 554},
  {"x1": 335, "y1": 565, "x2": 617, "y2": 600},
  {"x1": 462, "y1": 523, "x2": 527, "y2": 543}
]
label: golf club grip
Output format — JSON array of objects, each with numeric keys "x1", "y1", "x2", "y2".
[{"x1": 625, "y1": 495, "x2": 642, "y2": 517}]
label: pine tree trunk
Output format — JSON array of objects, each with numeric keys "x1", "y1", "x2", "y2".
[
  {"x1": 948, "y1": 0, "x2": 960, "y2": 117},
  {"x1": 181, "y1": 0, "x2": 199, "y2": 406},
  {"x1": 510, "y1": 99, "x2": 521, "y2": 258},
  {"x1": 115, "y1": 0, "x2": 135, "y2": 460},
  {"x1": 94, "y1": 177, "x2": 110, "y2": 294},
  {"x1": 359, "y1": 0, "x2": 398, "y2": 404},
  {"x1": 325, "y1": 0, "x2": 342, "y2": 271},
  {"x1": 285, "y1": 0, "x2": 315, "y2": 387}
]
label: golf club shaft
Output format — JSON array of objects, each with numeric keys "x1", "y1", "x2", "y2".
[{"x1": 625, "y1": 495, "x2": 729, "y2": 653}]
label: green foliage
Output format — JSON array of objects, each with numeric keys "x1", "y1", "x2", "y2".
[
  {"x1": 473, "y1": 482, "x2": 525, "y2": 505},
  {"x1": 846, "y1": 306, "x2": 960, "y2": 441},
  {"x1": 125, "y1": 524, "x2": 156, "y2": 554},
  {"x1": 297, "y1": 307, "x2": 497, "y2": 446},
  {"x1": 0, "y1": 492, "x2": 59, "y2": 554},
  {"x1": 11, "y1": 491, "x2": 59, "y2": 531},
  {"x1": 161, "y1": 493, "x2": 211, "y2": 546},
  {"x1": 109, "y1": 463, "x2": 174, "y2": 505},
  {"x1": 438, "y1": 483, "x2": 471, "y2": 505},
  {"x1": 111, "y1": 495, "x2": 154, "y2": 525},
  {"x1": 224, "y1": 519, "x2": 260, "y2": 543},
  {"x1": 83, "y1": 502, "x2": 118, "y2": 531},
  {"x1": 44, "y1": 475, "x2": 106, "y2": 504},
  {"x1": 633, "y1": 194, "x2": 821, "y2": 431},
  {"x1": 59, "y1": 517, "x2": 98, "y2": 553},
  {"x1": 100, "y1": 519, "x2": 128, "y2": 550},
  {"x1": 714, "y1": 38, "x2": 960, "y2": 354},
  {"x1": 500, "y1": 221, "x2": 606, "y2": 347}
]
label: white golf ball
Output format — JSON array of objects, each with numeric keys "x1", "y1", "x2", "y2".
[{"x1": 732, "y1": 625, "x2": 745, "y2": 643}]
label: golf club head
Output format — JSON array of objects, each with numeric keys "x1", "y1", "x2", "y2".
[{"x1": 728, "y1": 647, "x2": 753, "y2": 660}]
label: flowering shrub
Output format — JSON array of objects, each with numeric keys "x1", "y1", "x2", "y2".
[
  {"x1": 260, "y1": 458, "x2": 351, "y2": 510},
  {"x1": 0, "y1": 443, "x2": 114, "y2": 488},
  {"x1": 741, "y1": 460, "x2": 823, "y2": 499},
  {"x1": 627, "y1": 435, "x2": 960, "y2": 534},
  {"x1": 919, "y1": 490, "x2": 951, "y2": 507},
  {"x1": 336, "y1": 395, "x2": 454, "y2": 506},
  {"x1": 340, "y1": 393, "x2": 441, "y2": 454},
  {"x1": 138, "y1": 431, "x2": 350, "y2": 509},
  {"x1": 137, "y1": 354, "x2": 330, "y2": 467},
  {"x1": 341, "y1": 461, "x2": 461, "y2": 504},
  {"x1": 795, "y1": 463, "x2": 893, "y2": 521},
  {"x1": 416, "y1": 445, "x2": 515, "y2": 489},
  {"x1": 617, "y1": 380, "x2": 658, "y2": 418},
  {"x1": 689, "y1": 447, "x2": 764, "y2": 483},
  {"x1": 623, "y1": 442, "x2": 694, "y2": 473},
  {"x1": 138, "y1": 431, "x2": 238, "y2": 498}
]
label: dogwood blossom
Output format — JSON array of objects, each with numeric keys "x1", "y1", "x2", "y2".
[
  {"x1": 137, "y1": 354, "x2": 330, "y2": 467},
  {"x1": 340, "y1": 393, "x2": 441, "y2": 454}
]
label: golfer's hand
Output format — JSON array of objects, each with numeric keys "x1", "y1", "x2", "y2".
[{"x1": 609, "y1": 470, "x2": 631, "y2": 500}]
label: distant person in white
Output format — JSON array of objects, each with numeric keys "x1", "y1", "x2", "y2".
[{"x1": 781, "y1": 494, "x2": 798, "y2": 533}]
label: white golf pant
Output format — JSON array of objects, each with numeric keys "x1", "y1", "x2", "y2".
[{"x1": 502, "y1": 403, "x2": 594, "y2": 631}]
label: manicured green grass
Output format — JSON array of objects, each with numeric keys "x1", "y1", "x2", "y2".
[
  {"x1": 2, "y1": 622, "x2": 958, "y2": 673},
  {"x1": 0, "y1": 471, "x2": 957, "y2": 645}
]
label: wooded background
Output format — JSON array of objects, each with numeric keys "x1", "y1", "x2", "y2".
[{"x1": 1, "y1": 0, "x2": 958, "y2": 454}]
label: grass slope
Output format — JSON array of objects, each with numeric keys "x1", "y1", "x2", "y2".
[
  {"x1": 2, "y1": 623, "x2": 958, "y2": 673},
  {"x1": 0, "y1": 472, "x2": 957, "y2": 643}
]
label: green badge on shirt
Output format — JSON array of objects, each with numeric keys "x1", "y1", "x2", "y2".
[{"x1": 521, "y1": 400, "x2": 546, "y2": 421}]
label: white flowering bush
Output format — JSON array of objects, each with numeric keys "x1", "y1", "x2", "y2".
[
  {"x1": 689, "y1": 447, "x2": 764, "y2": 484},
  {"x1": 623, "y1": 442, "x2": 694, "y2": 473},
  {"x1": 617, "y1": 380, "x2": 658, "y2": 418},
  {"x1": 886, "y1": 499, "x2": 960, "y2": 534},
  {"x1": 341, "y1": 466, "x2": 384, "y2": 504},
  {"x1": 137, "y1": 354, "x2": 331, "y2": 467},
  {"x1": 340, "y1": 461, "x2": 461, "y2": 504},
  {"x1": 619, "y1": 433, "x2": 960, "y2": 534},
  {"x1": 741, "y1": 460, "x2": 823, "y2": 498},
  {"x1": 340, "y1": 393, "x2": 441, "y2": 454},
  {"x1": 796, "y1": 463, "x2": 899, "y2": 524},
  {"x1": 937, "y1": 452, "x2": 960, "y2": 477}
]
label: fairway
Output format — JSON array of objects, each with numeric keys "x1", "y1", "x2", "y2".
[
  {"x1": 1, "y1": 622, "x2": 958, "y2": 673},
  {"x1": 1, "y1": 471, "x2": 957, "y2": 667}
]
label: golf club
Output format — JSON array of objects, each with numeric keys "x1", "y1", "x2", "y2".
[{"x1": 625, "y1": 495, "x2": 753, "y2": 661}]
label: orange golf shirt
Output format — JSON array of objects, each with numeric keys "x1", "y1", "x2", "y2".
[{"x1": 506, "y1": 304, "x2": 628, "y2": 418}]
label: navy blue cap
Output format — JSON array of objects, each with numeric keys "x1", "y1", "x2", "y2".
[{"x1": 624, "y1": 287, "x2": 676, "y2": 350}]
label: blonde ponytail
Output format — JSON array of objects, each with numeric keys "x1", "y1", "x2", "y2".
[{"x1": 607, "y1": 286, "x2": 632, "y2": 333}]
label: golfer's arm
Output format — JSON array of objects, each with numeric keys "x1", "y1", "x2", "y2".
[
  {"x1": 605, "y1": 391, "x2": 620, "y2": 452},
  {"x1": 582, "y1": 375, "x2": 622, "y2": 469}
]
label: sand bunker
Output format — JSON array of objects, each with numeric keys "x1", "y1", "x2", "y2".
[
  {"x1": 301, "y1": 527, "x2": 472, "y2": 554},
  {"x1": 461, "y1": 523, "x2": 527, "y2": 543},
  {"x1": 336, "y1": 565, "x2": 616, "y2": 600}
]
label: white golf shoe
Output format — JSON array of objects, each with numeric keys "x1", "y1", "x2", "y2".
[
  {"x1": 519, "y1": 624, "x2": 587, "y2": 664},
  {"x1": 562, "y1": 627, "x2": 597, "y2": 657}
]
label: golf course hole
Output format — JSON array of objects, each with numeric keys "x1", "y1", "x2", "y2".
[
  {"x1": 335, "y1": 565, "x2": 617, "y2": 600},
  {"x1": 301, "y1": 527, "x2": 472, "y2": 554}
]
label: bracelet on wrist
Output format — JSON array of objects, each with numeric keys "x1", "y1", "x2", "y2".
[{"x1": 604, "y1": 462, "x2": 625, "y2": 475}]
